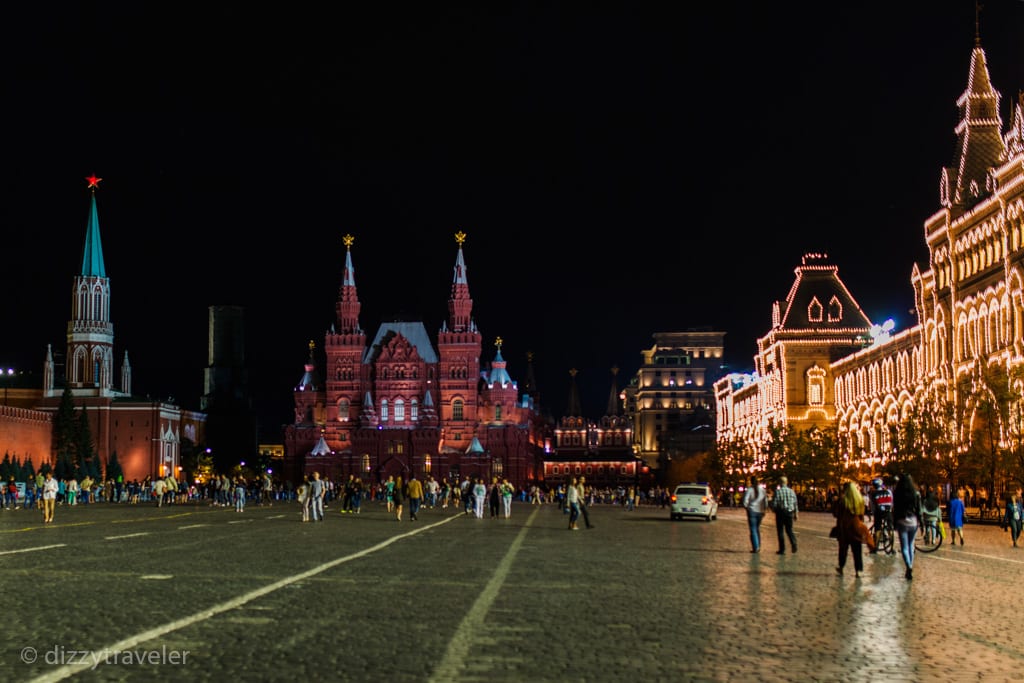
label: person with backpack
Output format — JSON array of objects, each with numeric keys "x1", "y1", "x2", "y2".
[{"x1": 867, "y1": 477, "x2": 894, "y2": 553}]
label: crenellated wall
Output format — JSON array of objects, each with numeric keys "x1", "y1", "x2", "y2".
[{"x1": 0, "y1": 406, "x2": 53, "y2": 466}]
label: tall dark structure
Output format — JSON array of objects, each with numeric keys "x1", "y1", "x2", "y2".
[{"x1": 203, "y1": 305, "x2": 257, "y2": 472}]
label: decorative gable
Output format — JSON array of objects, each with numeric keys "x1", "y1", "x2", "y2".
[{"x1": 777, "y1": 253, "x2": 872, "y2": 332}]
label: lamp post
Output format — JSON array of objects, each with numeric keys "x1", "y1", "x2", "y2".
[{"x1": 3, "y1": 368, "x2": 13, "y2": 406}]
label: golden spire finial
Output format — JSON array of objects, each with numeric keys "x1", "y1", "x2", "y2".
[
  {"x1": 611, "y1": 366, "x2": 619, "y2": 376},
  {"x1": 495, "y1": 336, "x2": 503, "y2": 349},
  {"x1": 569, "y1": 368, "x2": 578, "y2": 378},
  {"x1": 343, "y1": 234, "x2": 354, "y2": 248},
  {"x1": 455, "y1": 230, "x2": 467, "y2": 246},
  {"x1": 309, "y1": 340, "x2": 316, "y2": 351},
  {"x1": 526, "y1": 351, "x2": 533, "y2": 361}
]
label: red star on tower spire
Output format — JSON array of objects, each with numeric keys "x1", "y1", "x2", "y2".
[{"x1": 86, "y1": 174, "x2": 102, "y2": 190}]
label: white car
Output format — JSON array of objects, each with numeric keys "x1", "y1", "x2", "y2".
[{"x1": 670, "y1": 483, "x2": 718, "y2": 522}]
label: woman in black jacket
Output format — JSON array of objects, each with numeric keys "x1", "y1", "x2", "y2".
[{"x1": 892, "y1": 473, "x2": 922, "y2": 580}]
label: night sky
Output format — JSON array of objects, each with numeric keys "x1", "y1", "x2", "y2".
[{"x1": 2, "y1": 2, "x2": 1023, "y2": 439}]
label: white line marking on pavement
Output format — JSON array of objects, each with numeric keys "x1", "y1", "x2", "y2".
[
  {"x1": 965, "y1": 552, "x2": 1024, "y2": 564},
  {"x1": 429, "y1": 507, "x2": 539, "y2": 683},
  {"x1": 104, "y1": 533, "x2": 150, "y2": 540},
  {"x1": 139, "y1": 575, "x2": 174, "y2": 580},
  {"x1": 177, "y1": 524, "x2": 208, "y2": 530},
  {"x1": 25, "y1": 513, "x2": 465, "y2": 683},
  {"x1": 920, "y1": 554, "x2": 971, "y2": 565},
  {"x1": 0, "y1": 544, "x2": 66, "y2": 556}
]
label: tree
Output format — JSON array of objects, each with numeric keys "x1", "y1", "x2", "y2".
[
  {"x1": 105, "y1": 451, "x2": 123, "y2": 483},
  {"x1": 19, "y1": 456, "x2": 35, "y2": 481},
  {"x1": 54, "y1": 451, "x2": 74, "y2": 481},
  {"x1": 52, "y1": 387, "x2": 78, "y2": 469},
  {"x1": 761, "y1": 420, "x2": 789, "y2": 484},
  {"x1": 75, "y1": 407, "x2": 102, "y2": 481}
]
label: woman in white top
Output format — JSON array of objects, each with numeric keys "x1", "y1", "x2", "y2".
[
  {"x1": 472, "y1": 478, "x2": 488, "y2": 519},
  {"x1": 42, "y1": 472, "x2": 59, "y2": 523},
  {"x1": 566, "y1": 477, "x2": 581, "y2": 530},
  {"x1": 742, "y1": 475, "x2": 769, "y2": 553}
]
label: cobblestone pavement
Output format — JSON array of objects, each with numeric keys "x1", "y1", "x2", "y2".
[{"x1": 1, "y1": 499, "x2": 1022, "y2": 682}]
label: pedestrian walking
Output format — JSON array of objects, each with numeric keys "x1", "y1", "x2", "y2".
[
  {"x1": 472, "y1": 477, "x2": 487, "y2": 519},
  {"x1": 948, "y1": 488, "x2": 966, "y2": 546},
  {"x1": 742, "y1": 475, "x2": 769, "y2": 553},
  {"x1": 576, "y1": 476, "x2": 593, "y2": 529},
  {"x1": 893, "y1": 472, "x2": 922, "y2": 580},
  {"x1": 921, "y1": 489, "x2": 941, "y2": 545},
  {"x1": 384, "y1": 475, "x2": 396, "y2": 513},
  {"x1": 393, "y1": 476, "x2": 405, "y2": 522},
  {"x1": 1004, "y1": 491, "x2": 1023, "y2": 547},
  {"x1": 406, "y1": 474, "x2": 423, "y2": 521},
  {"x1": 771, "y1": 475, "x2": 798, "y2": 554},
  {"x1": 351, "y1": 477, "x2": 363, "y2": 513},
  {"x1": 501, "y1": 478, "x2": 515, "y2": 519},
  {"x1": 41, "y1": 471, "x2": 58, "y2": 523},
  {"x1": 297, "y1": 477, "x2": 310, "y2": 522},
  {"x1": 833, "y1": 481, "x2": 874, "y2": 577},
  {"x1": 234, "y1": 476, "x2": 247, "y2": 512},
  {"x1": 566, "y1": 476, "x2": 581, "y2": 530},
  {"x1": 488, "y1": 477, "x2": 501, "y2": 519},
  {"x1": 308, "y1": 471, "x2": 325, "y2": 522}
]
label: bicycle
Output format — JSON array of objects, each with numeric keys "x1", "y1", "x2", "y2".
[
  {"x1": 871, "y1": 514, "x2": 895, "y2": 555},
  {"x1": 914, "y1": 517, "x2": 944, "y2": 553}
]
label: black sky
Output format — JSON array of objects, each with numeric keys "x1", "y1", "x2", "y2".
[{"x1": 2, "y1": 2, "x2": 1023, "y2": 439}]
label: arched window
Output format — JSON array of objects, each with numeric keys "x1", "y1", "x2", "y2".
[
  {"x1": 381, "y1": 399, "x2": 389, "y2": 421},
  {"x1": 452, "y1": 399, "x2": 464, "y2": 421},
  {"x1": 394, "y1": 399, "x2": 405, "y2": 422},
  {"x1": 338, "y1": 398, "x2": 350, "y2": 422}
]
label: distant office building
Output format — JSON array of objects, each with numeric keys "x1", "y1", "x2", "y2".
[
  {"x1": 282, "y1": 233, "x2": 546, "y2": 487},
  {"x1": 624, "y1": 330, "x2": 726, "y2": 478}
]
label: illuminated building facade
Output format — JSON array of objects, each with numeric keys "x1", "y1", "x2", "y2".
[
  {"x1": 282, "y1": 233, "x2": 546, "y2": 486},
  {"x1": 717, "y1": 36, "x2": 1024, "y2": 476},
  {"x1": 832, "y1": 38, "x2": 1024, "y2": 465}
]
